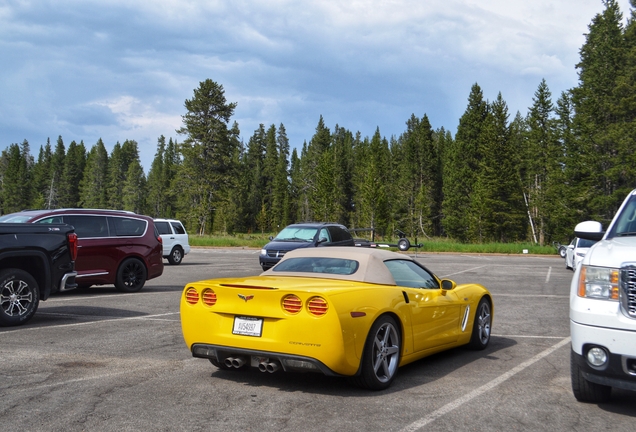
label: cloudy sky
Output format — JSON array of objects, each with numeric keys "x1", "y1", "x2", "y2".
[{"x1": 1, "y1": 0, "x2": 633, "y2": 171}]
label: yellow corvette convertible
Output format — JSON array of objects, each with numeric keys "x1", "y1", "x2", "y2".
[{"x1": 180, "y1": 247, "x2": 492, "y2": 390}]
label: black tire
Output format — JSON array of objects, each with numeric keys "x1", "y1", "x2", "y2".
[
  {"x1": 559, "y1": 246, "x2": 567, "y2": 258},
  {"x1": 397, "y1": 238, "x2": 410, "y2": 251},
  {"x1": 0, "y1": 268, "x2": 40, "y2": 327},
  {"x1": 115, "y1": 258, "x2": 147, "y2": 293},
  {"x1": 350, "y1": 315, "x2": 401, "y2": 390},
  {"x1": 261, "y1": 265, "x2": 272, "y2": 271},
  {"x1": 571, "y1": 351, "x2": 611, "y2": 403},
  {"x1": 468, "y1": 298, "x2": 491, "y2": 350},
  {"x1": 167, "y1": 246, "x2": 184, "y2": 265}
]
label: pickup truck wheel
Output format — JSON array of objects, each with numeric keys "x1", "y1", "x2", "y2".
[
  {"x1": 0, "y1": 269, "x2": 40, "y2": 327},
  {"x1": 571, "y1": 351, "x2": 611, "y2": 403},
  {"x1": 115, "y1": 258, "x2": 147, "y2": 293},
  {"x1": 167, "y1": 246, "x2": 183, "y2": 265}
]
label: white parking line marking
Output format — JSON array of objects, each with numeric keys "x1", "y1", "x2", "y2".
[
  {"x1": 545, "y1": 266, "x2": 552, "y2": 283},
  {"x1": 494, "y1": 293, "x2": 568, "y2": 298},
  {"x1": 399, "y1": 337, "x2": 571, "y2": 432},
  {"x1": 441, "y1": 265, "x2": 489, "y2": 278},
  {"x1": 44, "y1": 291, "x2": 176, "y2": 303},
  {"x1": 0, "y1": 312, "x2": 180, "y2": 334},
  {"x1": 494, "y1": 334, "x2": 566, "y2": 339}
]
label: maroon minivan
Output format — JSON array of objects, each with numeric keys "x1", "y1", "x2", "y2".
[{"x1": 0, "y1": 209, "x2": 164, "y2": 292}]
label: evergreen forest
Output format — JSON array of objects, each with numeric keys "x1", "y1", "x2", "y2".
[{"x1": 1, "y1": 0, "x2": 635, "y2": 245}]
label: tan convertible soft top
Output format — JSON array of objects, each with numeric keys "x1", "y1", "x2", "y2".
[{"x1": 260, "y1": 246, "x2": 415, "y2": 285}]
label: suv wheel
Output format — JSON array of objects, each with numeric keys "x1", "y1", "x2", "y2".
[
  {"x1": 115, "y1": 258, "x2": 147, "y2": 293},
  {"x1": 0, "y1": 269, "x2": 40, "y2": 327},
  {"x1": 168, "y1": 246, "x2": 184, "y2": 265}
]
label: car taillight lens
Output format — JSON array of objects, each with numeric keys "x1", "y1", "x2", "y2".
[
  {"x1": 307, "y1": 297, "x2": 328, "y2": 316},
  {"x1": 202, "y1": 289, "x2": 217, "y2": 306},
  {"x1": 67, "y1": 232, "x2": 78, "y2": 261},
  {"x1": 282, "y1": 294, "x2": 302, "y2": 314},
  {"x1": 185, "y1": 287, "x2": 199, "y2": 304}
]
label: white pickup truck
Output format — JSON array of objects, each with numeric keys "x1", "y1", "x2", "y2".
[{"x1": 570, "y1": 189, "x2": 636, "y2": 403}]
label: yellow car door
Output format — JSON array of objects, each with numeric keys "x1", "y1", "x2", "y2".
[
  {"x1": 403, "y1": 287, "x2": 461, "y2": 351},
  {"x1": 384, "y1": 259, "x2": 461, "y2": 352}
]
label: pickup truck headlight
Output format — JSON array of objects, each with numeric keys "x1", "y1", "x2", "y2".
[{"x1": 578, "y1": 265, "x2": 619, "y2": 300}]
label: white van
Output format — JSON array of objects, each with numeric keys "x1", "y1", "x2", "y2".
[
  {"x1": 570, "y1": 189, "x2": 636, "y2": 402},
  {"x1": 154, "y1": 219, "x2": 190, "y2": 265}
]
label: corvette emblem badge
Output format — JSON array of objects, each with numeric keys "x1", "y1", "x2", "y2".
[{"x1": 238, "y1": 294, "x2": 254, "y2": 302}]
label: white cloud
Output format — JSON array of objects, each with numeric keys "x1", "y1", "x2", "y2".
[{"x1": 0, "y1": 0, "x2": 633, "y2": 171}]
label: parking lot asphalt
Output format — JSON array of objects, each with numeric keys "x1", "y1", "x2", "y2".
[{"x1": 1, "y1": 248, "x2": 635, "y2": 431}]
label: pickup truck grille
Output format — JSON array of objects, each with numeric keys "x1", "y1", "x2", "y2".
[{"x1": 621, "y1": 266, "x2": 636, "y2": 318}]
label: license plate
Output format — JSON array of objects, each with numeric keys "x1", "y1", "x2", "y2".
[{"x1": 232, "y1": 316, "x2": 263, "y2": 337}]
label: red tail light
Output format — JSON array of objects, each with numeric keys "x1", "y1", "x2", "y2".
[
  {"x1": 185, "y1": 287, "x2": 199, "y2": 305},
  {"x1": 307, "y1": 297, "x2": 328, "y2": 316},
  {"x1": 282, "y1": 294, "x2": 302, "y2": 314},
  {"x1": 202, "y1": 289, "x2": 217, "y2": 306},
  {"x1": 67, "y1": 232, "x2": 78, "y2": 261}
]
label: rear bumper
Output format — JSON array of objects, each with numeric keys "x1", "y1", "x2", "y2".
[
  {"x1": 191, "y1": 343, "x2": 344, "y2": 377},
  {"x1": 59, "y1": 271, "x2": 78, "y2": 292}
]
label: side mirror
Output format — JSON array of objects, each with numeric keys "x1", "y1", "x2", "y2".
[
  {"x1": 269, "y1": 236, "x2": 274, "y2": 241},
  {"x1": 441, "y1": 279, "x2": 456, "y2": 291},
  {"x1": 574, "y1": 221, "x2": 604, "y2": 241}
]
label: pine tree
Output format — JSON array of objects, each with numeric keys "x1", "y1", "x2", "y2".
[
  {"x1": 273, "y1": 124, "x2": 291, "y2": 229},
  {"x1": 107, "y1": 142, "x2": 125, "y2": 209},
  {"x1": 30, "y1": 139, "x2": 52, "y2": 209},
  {"x1": 352, "y1": 129, "x2": 390, "y2": 235},
  {"x1": 46, "y1": 136, "x2": 66, "y2": 209},
  {"x1": 163, "y1": 137, "x2": 180, "y2": 218},
  {"x1": 122, "y1": 158, "x2": 147, "y2": 213},
  {"x1": 288, "y1": 148, "x2": 302, "y2": 223},
  {"x1": 58, "y1": 140, "x2": 86, "y2": 208},
  {"x1": 443, "y1": 84, "x2": 488, "y2": 241},
  {"x1": 394, "y1": 114, "x2": 441, "y2": 239},
  {"x1": 330, "y1": 125, "x2": 354, "y2": 226},
  {"x1": 0, "y1": 143, "x2": 32, "y2": 213},
  {"x1": 523, "y1": 80, "x2": 561, "y2": 245},
  {"x1": 571, "y1": 0, "x2": 626, "y2": 220},
  {"x1": 79, "y1": 139, "x2": 109, "y2": 209},
  {"x1": 472, "y1": 93, "x2": 526, "y2": 242},
  {"x1": 176, "y1": 79, "x2": 238, "y2": 234},
  {"x1": 554, "y1": 91, "x2": 584, "y2": 240},
  {"x1": 242, "y1": 124, "x2": 266, "y2": 232},
  {"x1": 304, "y1": 116, "x2": 332, "y2": 222},
  {"x1": 146, "y1": 136, "x2": 167, "y2": 217}
]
